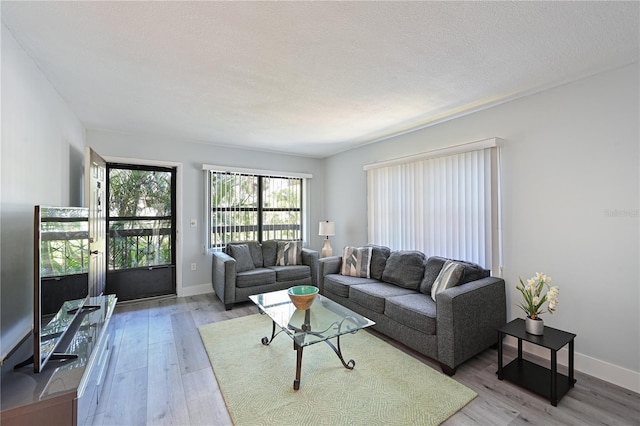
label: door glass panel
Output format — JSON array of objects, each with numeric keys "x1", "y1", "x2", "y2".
[
  {"x1": 109, "y1": 169, "x2": 172, "y2": 217},
  {"x1": 108, "y1": 168, "x2": 173, "y2": 271},
  {"x1": 109, "y1": 219, "x2": 172, "y2": 270}
]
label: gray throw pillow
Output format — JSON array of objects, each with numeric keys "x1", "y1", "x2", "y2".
[
  {"x1": 228, "y1": 244, "x2": 255, "y2": 273},
  {"x1": 381, "y1": 251, "x2": 426, "y2": 290},
  {"x1": 431, "y1": 260, "x2": 465, "y2": 301}
]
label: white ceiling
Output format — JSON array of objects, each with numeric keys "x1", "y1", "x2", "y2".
[{"x1": 2, "y1": 1, "x2": 639, "y2": 158}]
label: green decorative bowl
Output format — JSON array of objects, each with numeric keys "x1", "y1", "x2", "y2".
[{"x1": 287, "y1": 286, "x2": 319, "y2": 310}]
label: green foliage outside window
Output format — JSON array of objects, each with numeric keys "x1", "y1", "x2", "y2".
[
  {"x1": 40, "y1": 207, "x2": 89, "y2": 277},
  {"x1": 108, "y1": 168, "x2": 174, "y2": 270}
]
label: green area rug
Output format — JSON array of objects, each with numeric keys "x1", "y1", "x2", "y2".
[{"x1": 198, "y1": 314, "x2": 476, "y2": 426}]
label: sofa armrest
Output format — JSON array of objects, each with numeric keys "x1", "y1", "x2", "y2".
[
  {"x1": 317, "y1": 256, "x2": 342, "y2": 294},
  {"x1": 436, "y1": 277, "x2": 506, "y2": 370},
  {"x1": 212, "y1": 251, "x2": 237, "y2": 309},
  {"x1": 301, "y1": 248, "x2": 319, "y2": 287}
]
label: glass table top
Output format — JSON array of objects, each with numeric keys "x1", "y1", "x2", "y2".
[{"x1": 249, "y1": 290, "x2": 375, "y2": 347}]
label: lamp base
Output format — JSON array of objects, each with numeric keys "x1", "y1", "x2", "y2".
[{"x1": 321, "y1": 239, "x2": 333, "y2": 258}]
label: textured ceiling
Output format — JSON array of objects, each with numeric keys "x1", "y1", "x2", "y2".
[{"x1": 2, "y1": 1, "x2": 639, "y2": 158}]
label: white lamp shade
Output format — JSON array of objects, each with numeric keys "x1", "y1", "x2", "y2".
[{"x1": 319, "y1": 221, "x2": 335, "y2": 236}]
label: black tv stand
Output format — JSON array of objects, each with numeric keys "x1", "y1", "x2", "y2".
[
  {"x1": 66, "y1": 304, "x2": 101, "y2": 315},
  {"x1": 12, "y1": 357, "x2": 32, "y2": 371},
  {"x1": 13, "y1": 352, "x2": 80, "y2": 371}
]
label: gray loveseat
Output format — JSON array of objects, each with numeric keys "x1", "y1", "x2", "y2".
[
  {"x1": 212, "y1": 240, "x2": 319, "y2": 310},
  {"x1": 318, "y1": 245, "x2": 506, "y2": 375}
]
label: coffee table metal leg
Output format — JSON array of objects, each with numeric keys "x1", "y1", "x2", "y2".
[
  {"x1": 294, "y1": 341, "x2": 303, "y2": 390},
  {"x1": 261, "y1": 320, "x2": 280, "y2": 346},
  {"x1": 324, "y1": 334, "x2": 356, "y2": 370},
  {"x1": 292, "y1": 334, "x2": 356, "y2": 390}
]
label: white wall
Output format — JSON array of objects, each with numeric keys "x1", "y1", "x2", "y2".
[
  {"x1": 1, "y1": 24, "x2": 86, "y2": 359},
  {"x1": 86, "y1": 130, "x2": 326, "y2": 296},
  {"x1": 325, "y1": 63, "x2": 640, "y2": 392}
]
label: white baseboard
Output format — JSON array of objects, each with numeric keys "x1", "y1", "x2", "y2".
[
  {"x1": 503, "y1": 336, "x2": 639, "y2": 394},
  {"x1": 177, "y1": 282, "x2": 214, "y2": 298}
]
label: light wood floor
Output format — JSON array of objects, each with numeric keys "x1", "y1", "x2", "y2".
[{"x1": 90, "y1": 294, "x2": 640, "y2": 425}]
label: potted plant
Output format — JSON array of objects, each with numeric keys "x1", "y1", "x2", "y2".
[{"x1": 516, "y1": 272, "x2": 559, "y2": 335}]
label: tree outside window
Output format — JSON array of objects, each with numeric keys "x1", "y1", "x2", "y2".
[{"x1": 108, "y1": 167, "x2": 174, "y2": 270}]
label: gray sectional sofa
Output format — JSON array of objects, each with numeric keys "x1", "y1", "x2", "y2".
[
  {"x1": 212, "y1": 240, "x2": 319, "y2": 310},
  {"x1": 318, "y1": 245, "x2": 506, "y2": 375}
]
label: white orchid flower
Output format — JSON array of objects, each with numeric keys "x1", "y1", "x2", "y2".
[{"x1": 517, "y1": 272, "x2": 560, "y2": 317}]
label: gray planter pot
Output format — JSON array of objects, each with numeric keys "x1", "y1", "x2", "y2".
[{"x1": 525, "y1": 316, "x2": 544, "y2": 335}]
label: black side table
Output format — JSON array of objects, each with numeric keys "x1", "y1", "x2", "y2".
[{"x1": 497, "y1": 318, "x2": 576, "y2": 406}]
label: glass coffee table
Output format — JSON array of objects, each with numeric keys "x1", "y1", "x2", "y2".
[{"x1": 249, "y1": 289, "x2": 375, "y2": 390}]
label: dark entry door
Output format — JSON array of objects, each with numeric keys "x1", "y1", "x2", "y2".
[{"x1": 106, "y1": 163, "x2": 176, "y2": 301}]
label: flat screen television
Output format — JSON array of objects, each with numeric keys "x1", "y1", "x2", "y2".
[{"x1": 31, "y1": 206, "x2": 90, "y2": 373}]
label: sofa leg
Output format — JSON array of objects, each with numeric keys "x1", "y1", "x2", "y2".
[
  {"x1": 440, "y1": 363, "x2": 457, "y2": 376},
  {"x1": 225, "y1": 303, "x2": 233, "y2": 311}
]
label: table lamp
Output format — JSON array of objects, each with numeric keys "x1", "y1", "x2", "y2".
[{"x1": 318, "y1": 221, "x2": 336, "y2": 258}]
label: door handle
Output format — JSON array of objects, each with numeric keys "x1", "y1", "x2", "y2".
[{"x1": 91, "y1": 250, "x2": 99, "y2": 255}]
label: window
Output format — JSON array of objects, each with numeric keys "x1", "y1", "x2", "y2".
[
  {"x1": 207, "y1": 170, "x2": 304, "y2": 249},
  {"x1": 365, "y1": 138, "x2": 501, "y2": 273}
]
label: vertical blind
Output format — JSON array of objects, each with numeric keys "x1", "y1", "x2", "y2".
[
  {"x1": 210, "y1": 171, "x2": 259, "y2": 247},
  {"x1": 206, "y1": 170, "x2": 305, "y2": 249},
  {"x1": 366, "y1": 140, "x2": 501, "y2": 273}
]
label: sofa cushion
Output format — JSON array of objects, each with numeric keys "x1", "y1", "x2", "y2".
[
  {"x1": 341, "y1": 246, "x2": 372, "y2": 278},
  {"x1": 419, "y1": 256, "x2": 447, "y2": 295},
  {"x1": 227, "y1": 243, "x2": 255, "y2": 273},
  {"x1": 261, "y1": 240, "x2": 278, "y2": 267},
  {"x1": 226, "y1": 241, "x2": 263, "y2": 268},
  {"x1": 419, "y1": 256, "x2": 491, "y2": 294},
  {"x1": 431, "y1": 260, "x2": 465, "y2": 301},
  {"x1": 275, "y1": 241, "x2": 302, "y2": 266},
  {"x1": 349, "y1": 282, "x2": 415, "y2": 314},
  {"x1": 268, "y1": 264, "x2": 310, "y2": 282},
  {"x1": 456, "y1": 260, "x2": 491, "y2": 285},
  {"x1": 235, "y1": 268, "x2": 276, "y2": 288},
  {"x1": 324, "y1": 274, "x2": 379, "y2": 298},
  {"x1": 364, "y1": 244, "x2": 391, "y2": 280},
  {"x1": 385, "y1": 293, "x2": 437, "y2": 335},
  {"x1": 381, "y1": 251, "x2": 426, "y2": 290}
]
